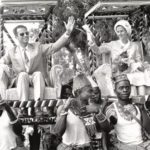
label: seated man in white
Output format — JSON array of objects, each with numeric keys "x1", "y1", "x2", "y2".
[{"x1": 0, "y1": 16, "x2": 75, "y2": 103}]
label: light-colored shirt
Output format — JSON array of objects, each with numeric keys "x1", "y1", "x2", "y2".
[
  {"x1": 106, "y1": 102, "x2": 143, "y2": 145},
  {"x1": 62, "y1": 110, "x2": 90, "y2": 145},
  {"x1": 100, "y1": 40, "x2": 142, "y2": 64},
  {"x1": 0, "y1": 110, "x2": 17, "y2": 150}
]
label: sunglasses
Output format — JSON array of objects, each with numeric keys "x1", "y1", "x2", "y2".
[{"x1": 19, "y1": 32, "x2": 29, "y2": 37}]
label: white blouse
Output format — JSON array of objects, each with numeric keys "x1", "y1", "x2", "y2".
[
  {"x1": 0, "y1": 110, "x2": 17, "y2": 150},
  {"x1": 62, "y1": 110, "x2": 90, "y2": 146}
]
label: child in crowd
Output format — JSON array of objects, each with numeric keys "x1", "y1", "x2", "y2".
[{"x1": 89, "y1": 86, "x2": 108, "y2": 150}]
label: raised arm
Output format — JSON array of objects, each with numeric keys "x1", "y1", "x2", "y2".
[
  {"x1": 42, "y1": 16, "x2": 75, "y2": 56},
  {"x1": 53, "y1": 98, "x2": 73, "y2": 136},
  {"x1": 82, "y1": 24, "x2": 111, "y2": 55}
]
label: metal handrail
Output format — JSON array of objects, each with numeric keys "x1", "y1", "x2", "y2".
[{"x1": 85, "y1": 0, "x2": 150, "y2": 18}]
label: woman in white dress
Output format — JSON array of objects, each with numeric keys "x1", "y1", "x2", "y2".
[{"x1": 84, "y1": 20, "x2": 148, "y2": 96}]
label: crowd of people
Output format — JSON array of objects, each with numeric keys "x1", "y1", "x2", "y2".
[{"x1": 1, "y1": 15, "x2": 150, "y2": 150}]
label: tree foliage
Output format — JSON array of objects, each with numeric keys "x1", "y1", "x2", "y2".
[{"x1": 50, "y1": 0, "x2": 150, "y2": 73}]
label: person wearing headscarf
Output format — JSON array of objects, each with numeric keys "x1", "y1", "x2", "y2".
[
  {"x1": 84, "y1": 19, "x2": 148, "y2": 96},
  {"x1": 53, "y1": 73, "x2": 110, "y2": 150}
]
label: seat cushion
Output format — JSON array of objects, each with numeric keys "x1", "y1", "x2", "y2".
[{"x1": 6, "y1": 87, "x2": 57, "y2": 100}]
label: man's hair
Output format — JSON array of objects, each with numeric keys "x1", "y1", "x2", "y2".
[{"x1": 13, "y1": 25, "x2": 27, "y2": 36}]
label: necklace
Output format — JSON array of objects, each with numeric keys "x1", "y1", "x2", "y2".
[
  {"x1": 119, "y1": 40, "x2": 130, "y2": 50},
  {"x1": 117, "y1": 102, "x2": 137, "y2": 121}
]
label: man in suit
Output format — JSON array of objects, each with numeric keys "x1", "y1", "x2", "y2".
[{"x1": 0, "y1": 16, "x2": 75, "y2": 103}]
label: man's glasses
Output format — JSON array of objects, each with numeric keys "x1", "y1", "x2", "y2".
[{"x1": 19, "y1": 32, "x2": 29, "y2": 37}]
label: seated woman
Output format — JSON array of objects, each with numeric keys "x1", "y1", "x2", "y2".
[
  {"x1": 84, "y1": 20, "x2": 149, "y2": 96},
  {"x1": 53, "y1": 73, "x2": 110, "y2": 150}
]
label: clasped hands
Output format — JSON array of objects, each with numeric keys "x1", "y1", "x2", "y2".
[{"x1": 131, "y1": 62, "x2": 145, "y2": 72}]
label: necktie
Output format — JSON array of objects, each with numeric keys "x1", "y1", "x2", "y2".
[
  {"x1": 23, "y1": 49, "x2": 30, "y2": 73},
  {"x1": 23, "y1": 49, "x2": 29, "y2": 64}
]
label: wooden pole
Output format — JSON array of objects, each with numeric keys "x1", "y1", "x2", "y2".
[
  {"x1": 1, "y1": 0, "x2": 57, "y2": 6},
  {"x1": 0, "y1": 7, "x2": 3, "y2": 58},
  {"x1": 87, "y1": 15, "x2": 128, "y2": 19},
  {"x1": 85, "y1": 1, "x2": 150, "y2": 18},
  {"x1": 3, "y1": 26, "x2": 16, "y2": 47}
]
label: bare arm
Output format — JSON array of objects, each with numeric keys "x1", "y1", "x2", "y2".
[
  {"x1": 90, "y1": 43, "x2": 111, "y2": 55},
  {"x1": 56, "y1": 104, "x2": 65, "y2": 120},
  {"x1": 53, "y1": 103, "x2": 68, "y2": 136}
]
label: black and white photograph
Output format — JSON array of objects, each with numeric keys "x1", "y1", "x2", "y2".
[{"x1": 1, "y1": 0, "x2": 150, "y2": 150}]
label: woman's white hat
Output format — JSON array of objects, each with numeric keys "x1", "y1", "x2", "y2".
[{"x1": 114, "y1": 20, "x2": 132, "y2": 35}]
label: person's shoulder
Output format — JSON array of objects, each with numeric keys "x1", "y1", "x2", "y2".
[
  {"x1": 101, "y1": 40, "x2": 118, "y2": 46},
  {"x1": 130, "y1": 41, "x2": 141, "y2": 47},
  {"x1": 10, "y1": 46, "x2": 17, "y2": 51},
  {"x1": 99, "y1": 41, "x2": 118, "y2": 52},
  {"x1": 28, "y1": 42, "x2": 42, "y2": 50},
  {"x1": 28, "y1": 42, "x2": 40, "y2": 47},
  {"x1": 8, "y1": 46, "x2": 17, "y2": 54},
  {"x1": 56, "y1": 104, "x2": 65, "y2": 116},
  {"x1": 110, "y1": 40, "x2": 120, "y2": 44},
  {"x1": 105, "y1": 102, "x2": 116, "y2": 119},
  {"x1": 106, "y1": 40, "x2": 120, "y2": 48},
  {"x1": 105, "y1": 102, "x2": 115, "y2": 113}
]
